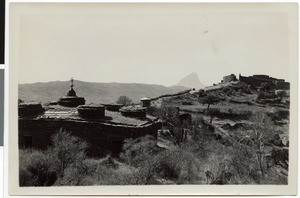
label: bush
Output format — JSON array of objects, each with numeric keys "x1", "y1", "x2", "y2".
[
  {"x1": 48, "y1": 130, "x2": 88, "y2": 178},
  {"x1": 19, "y1": 149, "x2": 57, "y2": 186},
  {"x1": 200, "y1": 94, "x2": 220, "y2": 109},
  {"x1": 116, "y1": 96, "x2": 132, "y2": 106},
  {"x1": 181, "y1": 101, "x2": 193, "y2": 105},
  {"x1": 54, "y1": 159, "x2": 97, "y2": 186},
  {"x1": 257, "y1": 92, "x2": 277, "y2": 100},
  {"x1": 270, "y1": 109, "x2": 289, "y2": 121},
  {"x1": 146, "y1": 106, "x2": 161, "y2": 117},
  {"x1": 19, "y1": 130, "x2": 90, "y2": 186},
  {"x1": 120, "y1": 135, "x2": 161, "y2": 167},
  {"x1": 121, "y1": 133, "x2": 207, "y2": 184},
  {"x1": 229, "y1": 144, "x2": 258, "y2": 184}
]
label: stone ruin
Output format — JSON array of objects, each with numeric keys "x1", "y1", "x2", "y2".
[
  {"x1": 221, "y1": 74, "x2": 238, "y2": 83},
  {"x1": 239, "y1": 74, "x2": 290, "y2": 90}
]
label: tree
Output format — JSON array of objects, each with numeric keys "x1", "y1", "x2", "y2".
[
  {"x1": 116, "y1": 96, "x2": 132, "y2": 106},
  {"x1": 48, "y1": 129, "x2": 88, "y2": 179},
  {"x1": 250, "y1": 113, "x2": 274, "y2": 178},
  {"x1": 201, "y1": 95, "x2": 220, "y2": 109},
  {"x1": 158, "y1": 103, "x2": 189, "y2": 146}
]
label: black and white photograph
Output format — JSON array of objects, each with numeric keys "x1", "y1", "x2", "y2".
[{"x1": 8, "y1": 2, "x2": 297, "y2": 196}]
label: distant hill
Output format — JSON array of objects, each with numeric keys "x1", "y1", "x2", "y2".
[
  {"x1": 176, "y1": 72, "x2": 206, "y2": 89},
  {"x1": 18, "y1": 80, "x2": 186, "y2": 104}
]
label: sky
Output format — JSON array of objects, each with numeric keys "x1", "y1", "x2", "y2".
[{"x1": 17, "y1": 3, "x2": 293, "y2": 86}]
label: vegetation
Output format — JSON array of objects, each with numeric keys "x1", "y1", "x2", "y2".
[
  {"x1": 19, "y1": 81, "x2": 289, "y2": 186},
  {"x1": 200, "y1": 95, "x2": 220, "y2": 109},
  {"x1": 19, "y1": 130, "x2": 90, "y2": 186},
  {"x1": 116, "y1": 96, "x2": 132, "y2": 106}
]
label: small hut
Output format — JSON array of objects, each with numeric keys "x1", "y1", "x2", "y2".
[{"x1": 140, "y1": 97, "x2": 151, "y2": 107}]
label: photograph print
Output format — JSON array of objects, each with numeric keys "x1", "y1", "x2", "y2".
[{"x1": 9, "y1": 2, "x2": 297, "y2": 196}]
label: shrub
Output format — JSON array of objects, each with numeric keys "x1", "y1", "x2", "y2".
[
  {"x1": 200, "y1": 95, "x2": 220, "y2": 109},
  {"x1": 120, "y1": 135, "x2": 162, "y2": 167},
  {"x1": 121, "y1": 134, "x2": 207, "y2": 184},
  {"x1": 19, "y1": 149, "x2": 57, "y2": 186},
  {"x1": 19, "y1": 130, "x2": 90, "y2": 186},
  {"x1": 116, "y1": 96, "x2": 132, "y2": 106},
  {"x1": 271, "y1": 109, "x2": 289, "y2": 121},
  {"x1": 146, "y1": 106, "x2": 161, "y2": 117},
  {"x1": 54, "y1": 159, "x2": 97, "y2": 186},
  {"x1": 181, "y1": 101, "x2": 193, "y2": 105},
  {"x1": 198, "y1": 89, "x2": 207, "y2": 97},
  {"x1": 257, "y1": 92, "x2": 277, "y2": 100},
  {"x1": 229, "y1": 144, "x2": 258, "y2": 184},
  {"x1": 48, "y1": 130, "x2": 88, "y2": 178}
]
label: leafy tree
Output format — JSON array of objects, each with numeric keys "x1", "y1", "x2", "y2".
[
  {"x1": 201, "y1": 95, "x2": 220, "y2": 109},
  {"x1": 48, "y1": 129, "x2": 88, "y2": 179},
  {"x1": 116, "y1": 96, "x2": 132, "y2": 106},
  {"x1": 249, "y1": 113, "x2": 274, "y2": 178}
]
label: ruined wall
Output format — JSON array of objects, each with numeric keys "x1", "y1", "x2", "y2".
[
  {"x1": 19, "y1": 119, "x2": 161, "y2": 157},
  {"x1": 239, "y1": 76, "x2": 267, "y2": 88},
  {"x1": 239, "y1": 75, "x2": 290, "y2": 90},
  {"x1": 222, "y1": 74, "x2": 237, "y2": 83},
  {"x1": 275, "y1": 81, "x2": 290, "y2": 90}
]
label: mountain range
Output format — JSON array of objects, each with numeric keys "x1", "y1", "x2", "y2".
[
  {"x1": 19, "y1": 80, "x2": 186, "y2": 104},
  {"x1": 19, "y1": 73, "x2": 205, "y2": 104}
]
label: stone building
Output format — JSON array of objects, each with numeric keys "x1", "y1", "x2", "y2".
[
  {"x1": 221, "y1": 74, "x2": 238, "y2": 83},
  {"x1": 19, "y1": 79, "x2": 161, "y2": 157},
  {"x1": 140, "y1": 97, "x2": 151, "y2": 107},
  {"x1": 239, "y1": 74, "x2": 290, "y2": 90}
]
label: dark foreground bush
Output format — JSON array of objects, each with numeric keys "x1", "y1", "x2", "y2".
[
  {"x1": 19, "y1": 130, "x2": 89, "y2": 186},
  {"x1": 19, "y1": 149, "x2": 57, "y2": 186}
]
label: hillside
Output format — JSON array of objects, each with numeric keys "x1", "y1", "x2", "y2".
[
  {"x1": 19, "y1": 77, "x2": 291, "y2": 186},
  {"x1": 18, "y1": 80, "x2": 186, "y2": 104},
  {"x1": 150, "y1": 80, "x2": 289, "y2": 184}
]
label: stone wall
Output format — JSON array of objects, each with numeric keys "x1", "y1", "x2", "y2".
[
  {"x1": 19, "y1": 118, "x2": 161, "y2": 157},
  {"x1": 275, "y1": 81, "x2": 290, "y2": 90},
  {"x1": 239, "y1": 76, "x2": 267, "y2": 88},
  {"x1": 239, "y1": 75, "x2": 290, "y2": 90},
  {"x1": 222, "y1": 74, "x2": 237, "y2": 83}
]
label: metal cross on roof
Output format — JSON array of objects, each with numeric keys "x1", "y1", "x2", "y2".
[{"x1": 70, "y1": 77, "x2": 74, "y2": 89}]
